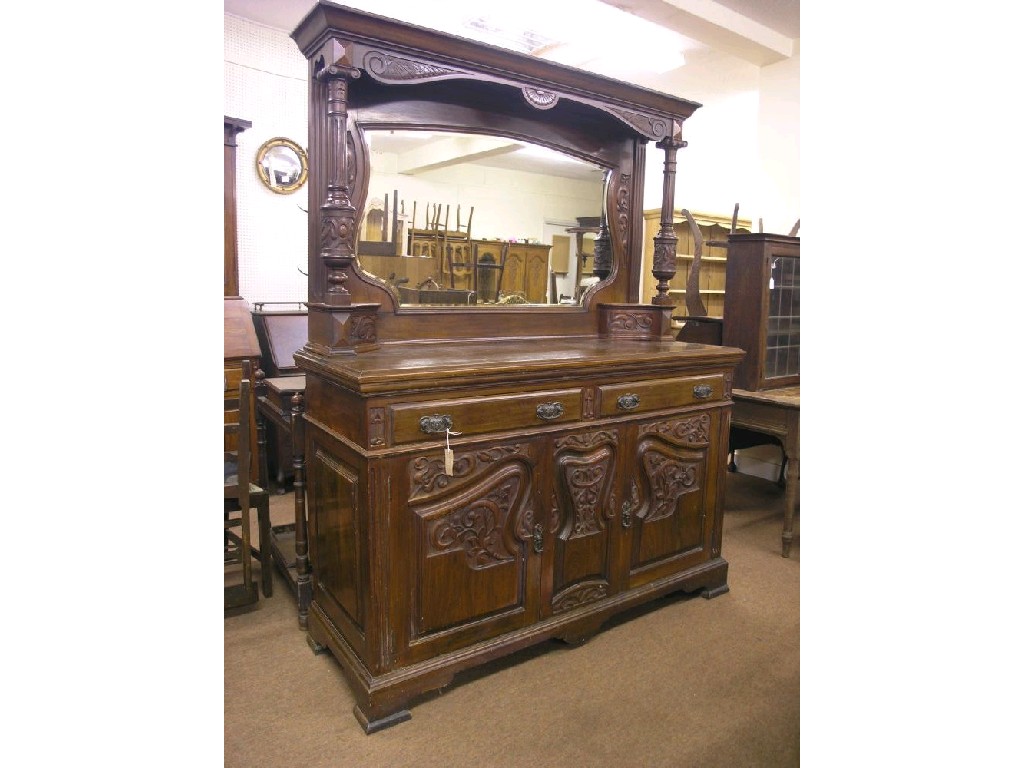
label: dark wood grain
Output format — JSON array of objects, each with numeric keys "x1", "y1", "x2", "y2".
[{"x1": 287, "y1": 2, "x2": 744, "y2": 733}]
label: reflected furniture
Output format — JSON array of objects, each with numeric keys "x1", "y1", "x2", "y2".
[
  {"x1": 289, "y1": 1, "x2": 744, "y2": 733},
  {"x1": 470, "y1": 240, "x2": 508, "y2": 303},
  {"x1": 721, "y1": 233, "x2": 800, "y2": 556}
]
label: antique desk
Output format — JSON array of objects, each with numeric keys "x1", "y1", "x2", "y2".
[{"x1": 730, "y1": 385, "x2": 800, "y2": 557}]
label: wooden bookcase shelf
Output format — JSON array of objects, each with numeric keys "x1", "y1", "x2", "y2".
[{"x1": 641, "y1": 209, "x2": 751, "y2": 325}]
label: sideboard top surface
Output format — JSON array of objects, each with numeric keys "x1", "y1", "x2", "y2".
[{"x1": 297, "y1": 337, "x2": 744, "y2": 395}]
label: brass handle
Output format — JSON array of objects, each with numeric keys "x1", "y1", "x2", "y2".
[
  {"x1": 532, "y1": 523, "x2": 544, "y2": 554},
  {"x1": 536, "y1": 402, "x2": 565, "y2": 421},
  {"x1": 693, "y1": 384, "x2": 713, "y2": 399},
  {"x1": 617, "y1": 394, "x2": 640, "y2": 411},
  {"x1": 419, "y1": 414, "x2": 454, "y2": 434}
]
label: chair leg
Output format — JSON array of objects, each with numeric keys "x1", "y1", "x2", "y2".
[{"x1": 256, "y1": 494, "x2": 273, "y2": 598}]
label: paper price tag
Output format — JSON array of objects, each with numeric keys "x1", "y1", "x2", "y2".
[{"x1": 443, "y1": 427, "x2": 461, "y2": 476}]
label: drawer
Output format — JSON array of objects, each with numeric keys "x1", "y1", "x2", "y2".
[
  {"x1": 597, "y1": 374, "x2": 724, "y2": 418},
  {"x1": 391, "y1": 388, "x2": 583, "y2": 444}
]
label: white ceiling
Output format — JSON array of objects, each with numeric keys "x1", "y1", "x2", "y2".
[{"x1": 224, "y1": 0, "x2": 799, "y2": 67}]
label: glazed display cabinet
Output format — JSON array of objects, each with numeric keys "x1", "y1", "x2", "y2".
[{"x1": 721, "y1": 233, "x2": 800, "y2": 392}]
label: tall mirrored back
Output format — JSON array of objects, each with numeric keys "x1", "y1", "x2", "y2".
[{"x1": 355, "y1": 129, "x2": 607, "y2": 307}]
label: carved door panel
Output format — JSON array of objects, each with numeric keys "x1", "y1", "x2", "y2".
[
  {"x1": 503, "y1": 249, "x2": 526, "y2": 298},
  {"x1": 545, "y1": 429, "x2": 621, "y2": 616},
  {"x1": 623, "y1": 409, "x2": 723, "y2": 588},
  {"x1": 396, "y1": 440, "x2": 544, "y2": 665},
  {"x1": 523, "y1": 247, "x2": 549, "y2": 302}
]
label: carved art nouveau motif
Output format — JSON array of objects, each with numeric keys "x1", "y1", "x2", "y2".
[
  {"x1": 564, "y1": 458, "x2": 611, "y2": 536},
  {"x1": 615, "y1": 173, "x2": 631, "y2": 253},
  {"x1": 348, "y1": 314, "x2": 377, "y2": 344},
  {"x1": 410, "y1": 445, "x2": 526, "y2": 499},
  {"x1": 640, "y1": 449, "x2": 700, "y2": 524},
  {"x1": 363, "y1": 51, "x2": 464, "y2": 83},
  {"x1": 607, "y1": 311, "x2": 653, "y2": 332},
  {"x1": 552, "y1": 581, "x2": 608, "y2": 614},
  {"x1": 639, "y1": 414, "x2": 711, "y2": 445},
  {"x1": 554, "y1": 431, "x2": 618, "y2": 451},
  {"x1": 429, "y1": 496, "x2": 515, "y2": 568},
  {"x1": 554, "y1": 433, "x2": 617, "y2": 538},
  {"x1": 426, "y1": 471, "x2": 535, "y2": 569}
]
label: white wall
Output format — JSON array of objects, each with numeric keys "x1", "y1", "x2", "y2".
[
  {"x1": 639, "y1": 46, "x2": 800, "y2": 236},
  {"x1": 224, "y1": 14, "x2": 309, "y2": 305}
]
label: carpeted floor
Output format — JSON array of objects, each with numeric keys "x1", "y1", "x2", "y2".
[{"x1": 224, "y1": 470, "x2": 799, "y2": 767}]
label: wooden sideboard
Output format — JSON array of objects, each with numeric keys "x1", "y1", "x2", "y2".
[
  {"x1": 297, "y1": 335, "x2": 742, "y2": 731},
  {"x1": 288, "y1": 1, "x2": 741, "y2": 733}
]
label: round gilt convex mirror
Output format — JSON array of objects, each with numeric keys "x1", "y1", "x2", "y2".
[{"x1": 255, "y1": 137, "x2": 308, "y2": 194}]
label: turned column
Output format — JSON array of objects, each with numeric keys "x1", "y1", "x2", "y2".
[
  {"x1": 305, "y1": 39, "x2": 379, "y2": 356},
  {"x1": 291, "y1": 391, "x2": 310, "y2": 629},
  {"x1": 651, "y1": 130, "x2": 687, "y2": 305}
]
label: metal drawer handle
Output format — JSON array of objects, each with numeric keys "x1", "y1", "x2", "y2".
[
  {"x1": 419, "y1": 414, "x2": 454, "y2": 434},
  {"x1": 617, "y1": 394, "x2": 640, "y2": 410},
  {"x1": 693, "y1": 385, "x2": 713, "y2": 399},
  {"x1": 536, "y1": 402, "x2": 565, "y2": 421}
]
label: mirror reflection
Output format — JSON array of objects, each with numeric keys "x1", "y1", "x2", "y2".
[{"x1": 356, "y1": 130, "x2": 606, "y2": 306}]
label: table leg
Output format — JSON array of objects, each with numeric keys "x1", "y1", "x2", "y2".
[
  {"x1": 291, "y1": 391, "x2": 311, "y2": 630},
  {"x1": 781, "y1": 455, "x2": 799, "y2": 557}
]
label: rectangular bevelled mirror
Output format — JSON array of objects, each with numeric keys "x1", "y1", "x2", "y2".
[{"x1": 355, "y1": 129, "x2": 606, "y2": 306}]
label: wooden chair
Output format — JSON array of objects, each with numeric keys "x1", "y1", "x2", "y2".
[
  {"x1": 224, "y1": 359, "x2": 273, "y2": 609},
  {"x1": 472, "y1": 240, "x2": 508, "y2": 303}
]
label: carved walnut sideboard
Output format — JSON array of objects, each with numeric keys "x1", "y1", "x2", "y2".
[{"x1": 288, "y1": 2, "x2": 745, "y2": 732}]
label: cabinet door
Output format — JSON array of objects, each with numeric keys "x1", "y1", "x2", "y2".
[
  {"x1": 395, "y1": 439, "x2": 543, "y2": 664},
  {"x1": 503, "y1": 249, "x2": 527, "y2": 298},
  {"x1": 545, "y1": 429, "x2": 621, "y2": 615},
  {"x1": 523, "y1": 247, "x2": 549, "y2": 302},
  {"x1": 623, "y1": 408, "x2": 724, "y2": 587}
]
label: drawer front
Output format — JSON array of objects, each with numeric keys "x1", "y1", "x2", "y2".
[
  {"x1": 597, "y1": 374, "x2": 724, "y2": 418},
  {"x1": 391, "y1": 388, "x2": 583, "y2": 444}
]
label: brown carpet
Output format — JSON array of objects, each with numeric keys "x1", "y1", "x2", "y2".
[{"x1": 224, "y1": 471, "x2": 799, "y2": 767}]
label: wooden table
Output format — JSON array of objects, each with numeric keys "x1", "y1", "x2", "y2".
[
  {"x1": 731, "y1": 385, "x2": 799, "y2": 557},
  {"x1": 255, "y1": 374, "x2": 311, "y2": 627}
]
